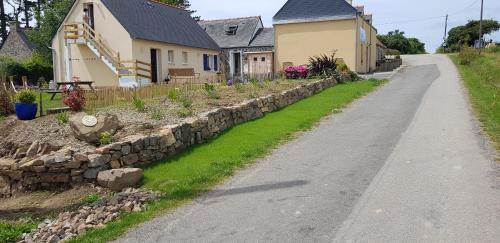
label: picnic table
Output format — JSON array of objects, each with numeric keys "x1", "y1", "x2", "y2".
[{"x1": 42, "y1": 81, "x2": 95, "y2": 100}]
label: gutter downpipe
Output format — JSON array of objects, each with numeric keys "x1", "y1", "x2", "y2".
[{"x1": 355, "y1": 14, "x2": 359, "y2": 73}]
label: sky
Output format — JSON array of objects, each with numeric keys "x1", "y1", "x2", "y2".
[{"x1": 191, "y1": 0, "x2": 500, "y2": 53}]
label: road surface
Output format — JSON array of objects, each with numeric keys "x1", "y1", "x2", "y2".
[{"x1": 117, "y1": 55, "x2": 499, "y2": 243}]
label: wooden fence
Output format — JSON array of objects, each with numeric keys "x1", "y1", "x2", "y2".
[{"x1": 84, "y1": 82, "x2": 205, "y2": 110}]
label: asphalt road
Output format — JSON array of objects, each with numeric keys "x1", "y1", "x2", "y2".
[{"x1": 117, "y1": 55, "x2": 499, "y2": 243}]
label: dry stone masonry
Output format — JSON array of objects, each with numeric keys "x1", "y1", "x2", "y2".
[
  {"x1": 21, "y1": 188, "x2": 161, "y2": 243},
  {"x1": 0, "y1": 78, "x2": 337, "y2": 196}
]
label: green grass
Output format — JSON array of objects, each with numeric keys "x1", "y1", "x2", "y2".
[
  {"x1": 0, "y1": 221, "x2": 37, "y2": 243},
  {"x1": 450, "y1": 51, "x2": 500, "y2": 150},
  {"x1": 67, "y1": 79, "x2": 385, "y2": 243},
  {"x1": 36, "y1": 92, "x2": 63, "y2": 116}
]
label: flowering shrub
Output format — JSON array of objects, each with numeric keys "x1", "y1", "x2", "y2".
[
  {"x1": 62, "y1": 84, "x2": 86, "y2": 111},
  {"x1": 308, "y1": 53, "x2": 338, "y2": 78},
  {"x1": 285, "y1": 65, "x2": 309, "y2": 79}
]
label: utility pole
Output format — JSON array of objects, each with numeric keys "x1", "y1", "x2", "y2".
[
  {"x1": 478, "y1": 0, "x2": 484, "y2": 54},
  {"x1": 443, "y1": 14, "x2": 448, "y2": 51}
]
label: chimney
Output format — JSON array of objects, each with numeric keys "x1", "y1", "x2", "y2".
[
  {"x1": 346, "y1": 0, "x2": 353, "y2": 5},
  {"x1": 8, "y1": 21, "x2": 19, "y2": 32}
]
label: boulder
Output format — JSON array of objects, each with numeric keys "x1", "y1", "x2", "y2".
[
  {"x1": 69, "y1": 113, "x2": 121, "y2": 144},
  {"x1": 0, "y1": 176, "x2": 10, "y2": 196},
  {"x1": 97, "y1": 168, "x2": 143, "y2": 191}
]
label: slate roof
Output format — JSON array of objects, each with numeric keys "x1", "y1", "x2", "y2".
[
  {"x1": 101, "y1": 0, "x2": 220, "y2": 51},
  {"x1": 273, "y1": 0, "x2": 357, "y2": 24},
  {"x1": 199, "y1": 16, "x2": 263, "y2": 49},
  {"x1": 250, "y1": 28, "x2": 274, "y2": 47}
]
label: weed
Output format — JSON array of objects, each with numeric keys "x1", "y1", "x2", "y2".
[
  {"x1": 178, "y1": 107, "x2": 192, "y2": 117},
  {"x1": 234, "y1": 82, "x2": 245, "y2": 93},
  {"x1": 132, "y1": 95, "x2": 146, "y2": 112},
  {"x1": 458, "y1": 46, "x2": 478, "y2": 65},
  {"x1": 99, "y1": 132, "x2": 113, "y2": 145},
  {"x1": 150, "y1": 110, "x2": 164, "y2": 120},
  {"x1": 81, "y1": 193, "x2": 100, "y2": 205},
  {"x1": 55, "y1": 112, "x2": 69, "y2": 124},
  {"x1": 179, "y1": 96, "x2": 193, "y2": 109},
  {"x1": 203, "y1": 83, "x2": 220, "y2": 99},
  {"x1": 142, "y1": 123, "x2": 154, "y2": 130},
  {"x1": 167, "y1": 88, "x2": 179, "y2": 101}
]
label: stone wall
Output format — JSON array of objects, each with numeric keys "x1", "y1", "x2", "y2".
[{"x1": 0, "y1": 78, "x2": 337, "y2": 196}]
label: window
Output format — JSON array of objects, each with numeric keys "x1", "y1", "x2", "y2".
[
  {"x1": 203, "y1": 54, "x2": 218, "y2": 71},
  {"x1": 182, "y1": 52, "x2": 188, "y2": 64},
  {"x1": 261, "y1": 57, "x2": 266, "y2": 62},
  {"x1": 168, "y1": 50, "x2": 174, "y2": 64},
  {"x1": 225, "y1": 25, "x2": 238, "y2": 35},
  {"x1": 253, "y1": 57, "x2": 258, "y2": 62}
]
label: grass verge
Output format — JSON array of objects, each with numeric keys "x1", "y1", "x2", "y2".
[
  {"x1": 0, "y1": 220, "x2": 37, "y2": 243},
  {"x1": 450, "y1": 51, "x2": 500, "y2": 150},
  {"x1": 58, "y1": 79, "x2": 383, "y2": 242}
]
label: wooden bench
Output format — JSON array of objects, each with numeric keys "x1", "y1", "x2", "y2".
[{"x1": 168, "y1": 68, "x2": 200, "y2": 83}]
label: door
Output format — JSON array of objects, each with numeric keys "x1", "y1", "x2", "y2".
[
  {"x1": 233, "y1": 52, "x2": 241, "y2": 78},
  {"x1": 150, "y1": 49, "x2": 159, "y2": 83},
  {"x1": 84, "y1": 4, "x2": 95, "y2": 30}
]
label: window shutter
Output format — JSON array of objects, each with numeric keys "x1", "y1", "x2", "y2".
[
  {"x1": 203, "y1": 54, "x2": 210, "y2": 70},
  {"x1": 213, "y1": 55, "x2": 218, "y2": 71}
]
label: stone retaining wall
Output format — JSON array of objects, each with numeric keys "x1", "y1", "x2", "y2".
[{"x1": 0, "y1": 78, "x2": 337, "y2": 196}]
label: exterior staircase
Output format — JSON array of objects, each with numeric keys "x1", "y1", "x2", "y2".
[{"x1": 63, "y1": 22, "x2": 152, "y2": 87}]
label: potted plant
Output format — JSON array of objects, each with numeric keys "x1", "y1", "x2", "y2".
[{"x1": 15, "y1": 89, "x2": 38, "y2": 120}]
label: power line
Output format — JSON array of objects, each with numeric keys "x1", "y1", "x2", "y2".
[{"x1": 449, "y1": 0, "x2": 481, "y2": 16}]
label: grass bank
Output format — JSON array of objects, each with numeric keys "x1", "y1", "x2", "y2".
[
  {"x1": 450, "y1": 50, "x2": 500, "y2": 150},
  {"x1": 0, "y1": 220, "x2": 37, "y2": 243},
  {"x1": 53, "y1": 79, "x2": 382, "y2": 242}
]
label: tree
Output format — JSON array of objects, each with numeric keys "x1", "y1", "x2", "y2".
[
  {"x1": 159, "y1": 0, "x2": 200, "y2": 20},
  {"x1": 377, "y1": 30, "x2": 426, "y2": 54},
  {"x1": 445, "y1": 19, "x2": 500, "y2": 52},
  {"x1": 0, "y1": 1, "x2": 7, "y2": 45},
  {"x1": 26, "y1": 0, "x2": 74, "y2": 59}
]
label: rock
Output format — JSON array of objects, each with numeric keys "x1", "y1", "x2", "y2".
[
  {"x1": 83, "y1": 168, "x2": 102, "y2": 179},
  {"x1": 64, "y1": 159, "x2": 82, "y2": 169},
  {"x1": 159, "y1": 128, "x2": 176, "y2": 148},
  {"x1": 120, "y1": 153, "x2": 139, "y2": 165},
  {"x1": 0, "y1": 176, "x2": 11, "y2": 196},
  {"x1": 110, "y1": 160, "x2": 121, "y2": 169},
  {"x1": 121, "y1": 145, "x2": 131, "y2": 155},
  {"x1": 88, "y1": 154, "x2": 111, "y2": 168},
  {"x1": 69, "y1": 113, "x2": 121, "y2": 144},
  {"x1": 46, "y1": 234, "x2": 60, "y2": 243},
  {"x1": 97, "y1": 168, "x2": 143, "y2": 191},
  {"x1": 0, "y1": 158, "x2": 16, "y2": 170},
  {"x1": 26, "y1": 141, "x2": 40, "y2": 157},
  {"x1": 42, "y1": 153, "x2": 71, "y2": 167}
]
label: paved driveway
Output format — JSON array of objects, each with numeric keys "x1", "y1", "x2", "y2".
[{"x1": 117, "y1": 55, "x2": 499, "y2": 243}]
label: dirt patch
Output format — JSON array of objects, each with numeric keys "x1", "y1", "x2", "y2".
[{"x1": 0, "y1": 184, "x2": 109, "y2": 220}]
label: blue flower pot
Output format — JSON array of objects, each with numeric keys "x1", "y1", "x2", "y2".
[{"x1": 15, "y1": 103, "x2": 38, "y2": 120}]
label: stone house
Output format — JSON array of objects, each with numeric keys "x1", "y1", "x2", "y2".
[
  {"x1": 0, "y1": 21, "x2": 36, "y2": 61},
  {"x1": 199, "y1": 16, "x2": 275, "y2": 80},
  {"x1": 273, "y1": 0, "x2": 378, "y2": 73},
  {"x1": 52, "y1": 0, "x2": 221, "y2": 88}
]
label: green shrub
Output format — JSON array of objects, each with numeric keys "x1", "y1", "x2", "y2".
[
  {"x1": 15, "y1": 89, "x2": 37, "y2": 104},
  {"x1": 55, "y1": 112, "x2": 69, "y2": 124},
  {"x1": 458, "y1": 46, "x2": 478, "y2": 65},
  {"x1": 81, "y1": 193, "x2": 100, "y2": 204},
  {"x1": 0, "y1": 53, "x2": 53, "y2": 85},
  {"x1": 308, "y1": 53, "x2": 338, "y2": 78},
  {"x1": 132, "y1": 95, "x2": 145, "y2": 112},
  {"x1": 99, "y1": 131, "x2": 113, "y2": 145},
  {"x1": 0, "y1": 115, "x2": 5, "y2": 122},
  {"x1": 151, "y1": 110, "x2": 164, "y2": 120}
]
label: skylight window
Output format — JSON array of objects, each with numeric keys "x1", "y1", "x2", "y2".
[{"x1": 225, "y1": 25, "x2": 238, "y2": 35}]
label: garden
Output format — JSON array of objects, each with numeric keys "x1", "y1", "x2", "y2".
[{"x1": 0, "y1": 52, "x2": 382, "y2": 243}]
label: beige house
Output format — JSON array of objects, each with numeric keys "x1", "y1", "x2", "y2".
[
  {"x1": 52, "y1": 0, "x2": 221, "y2": 88},
  {"x1": 273, "y1": 0, "x2": 377, "y2": 73}
]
